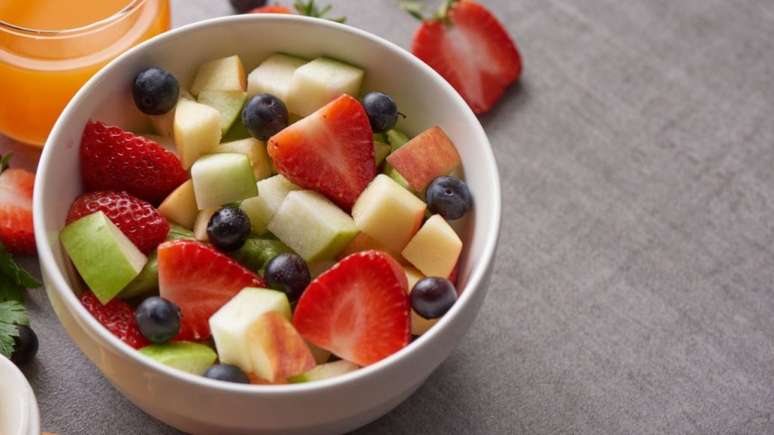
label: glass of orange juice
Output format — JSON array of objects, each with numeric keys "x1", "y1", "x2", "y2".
[{"x1": 0, "y1": 0, "x2": 170, "y2": 146}]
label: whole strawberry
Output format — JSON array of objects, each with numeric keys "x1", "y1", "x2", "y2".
[
  {"x1": 0, "y1": 154, "x2": 36, "y2": 255},
  {"x1": 66, "y1": 191, "x2": 169, "y2": 255},
  {"x1": 79, "y1": 291, "x2": 149, "y2": 349},
  {"x1": 80, "y1": 121, "x2": 188, "y2": 204}
]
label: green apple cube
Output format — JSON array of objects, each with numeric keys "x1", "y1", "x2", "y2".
[
  {"x1": 119, "y1": 251, "x2": 158, "y2": 299},
  {"x1": 247, "y1": 53, "x2": 308, "y2": 104},
  {"x1": 402, "y1": 214, "x2": 462, "y2": 278},
  {"x1": 213, "y1": 138, "x2": 272, "y2": 181},
  {"x1": 386, "y1": 129, "x2": 410, "y2": 152},
  {"x1": 191, "y1": 55, "x2": 246, "y2": 96},
  {"x1": 158, "y1": 180, "x2": 198, "y2": 230},
  {"x1": 174, "y1": 98, "x2": 222, "y2": 169},
  {"x1": 286, "y1": 57, "x2": 364, "y2": 116},
  {"x1": 139, "y1": 342, "x2": 217, "y2": 375},
  {"x1": 374, "y1": 141, "x2": 391, "y2": 167},
  {"x1": 289, "y1": 360, "x2": 359, "y2": 383},
  {"x1": 197, "y1": 90, "x2": 247, "y2": 134},
  {"x1": 191, "y1": 153, "x2": 258, "y2": 210},
  {"x1": 60, "y1": 211, "x2": 147, "y2": 304},
  {"x1": 268, "y1": 190, "x2": 358, "y2": 262},
  {"x1": 240, "y1": 175, "x2": 301, "y2": 235}
]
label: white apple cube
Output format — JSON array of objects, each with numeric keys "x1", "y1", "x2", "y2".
[
  {"x1": 158, "y1": 180, "x2": 197, "y2": 229},
  {"x1": 239, "y1": 175, "x2": 301, "y2": 235},
  {"x1": 213, "y1": 138, "x2": 273, "y2": 181},
  {"x1": 193, "y1": 208, "x2": 218, "y2": 241},
  {"x1": 268, "y1": 190, "x2": 357, "y2": 262},
  {"x1": 60, "y1": 211, "x2": 147, "y2": 304},
  {"x1": 352, "y1": 174, "x2": 427, "y2": 255},
  {"x1": 285, "y1": 57, "x2": 364, "y2": 116},
  {"x1": 289, "y1": 360, "x2": 359, "y2": 383},
  {"x1": 173, "y1": 98, "x2": 222, "y2": 169},
  {"x1": 149, "y1": 89, "x2": 193, "y2": 137},
  {"x1": 191, "y1": 55, "x2": 246, "y2": 96},
  {"x1": 404, "y1": 266, "x2": 437, "y2": 336},
  {"x1": 191, "y1": 153, "x2": 258, "y2": 210},
  {"x1": 402, "y1": 215, "x2": 462, "y2": 278},
  {"x1": 247, "y1": 53, "x2": 307, "y2": 104}
]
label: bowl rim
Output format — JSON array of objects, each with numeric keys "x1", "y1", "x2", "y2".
[{"x1": 34, "y1": 14, "x2": 502, "y2": 395}]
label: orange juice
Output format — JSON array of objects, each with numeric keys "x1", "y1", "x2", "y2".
[{"x1": 0, "y1": 0, "x2": 170, "y2": 146}]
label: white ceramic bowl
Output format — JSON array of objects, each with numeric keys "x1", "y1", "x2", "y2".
[
  {"x1": 34, "y1": 15, "x2": 501, "y2": 435},
  {"x1": 0, "y1": 356, "x2": 40, "y2": 435}
]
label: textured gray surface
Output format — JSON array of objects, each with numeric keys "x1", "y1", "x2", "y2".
[{"x1": 4, "y1": 0, "x2": 774, "y2": 433}]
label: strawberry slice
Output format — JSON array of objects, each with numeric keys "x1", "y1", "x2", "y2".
[
  {"x1": 293, "y1": 250, "x2": 411, "y2": 366},
  {"x1": 267, "y1": 94, "x2": 376, "y2": 210},
  {"x1": 0, "y1": 161, "x2": 35, "y2": 256},
  {"x1": 80, "y1": 121, "x2": 188, "y2": 205},
  {"x1": 79, "y1": 291, "x2": 149, "y2": 349},
  {"x1": 158, "y1": 240, "x2": 265, "y2": 340},
  {"x1": 411, "y1": 0, "x2": 522, "y2": 114}
]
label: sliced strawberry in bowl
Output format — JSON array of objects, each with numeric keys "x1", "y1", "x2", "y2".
[
  {"x1": 293, "y1": 250, "x2": 411, "y2": 366},
  {"x1": 267, "y1": 94, "x2": 376, "y2": 210},
  {"x1": 79, "y1": 291, "x2": 149, "y2": 349},
  {"x1": 0, "y1": 159, "x2": 35, "y2": 256},
  {"x1": 158, "y1": 240, "x2": 265, "y2": 340}
]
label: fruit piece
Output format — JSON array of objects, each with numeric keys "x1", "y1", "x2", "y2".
[
  {"x1": 268, "y1": 190, "x2": 357, "y2": 262},
  {"x1": 250, "y1": 5, "x2": 293, "y2": 14},
  {"x1": 197, "y1": 90, "x2": 247, "y2": 134},
  {"x1": 264, "y1": 253, "x2": 311, "y2": 302},
  {"x1": 148, "y1": 90, "x2": 193, "y2": 138},
  {"x1": 191, "y1": 153, "x2": 258, "y2": 210},
  {"x1": 173, "y1": 98, "x2": 223, "y2": 169},
  {"x1": 385, "y1": 164, "x2": 411, "y2": 191},
  {"x1": 230, "y1": 238, "x2": 291, "y2": 272},
  {"x1": 247, "y1": 53, "x2": 308, "y2": 104},
  {"x1": 307, "y1": 341, "x2": 331, "y2": 364},
  {"x1": 242, "y1": 94, "x2": 289, "y2": 141},
  {"x1": 204, "y1": 364, "x2": 250, "y2": 383},
  {"x1": 351, "y1": 174, "x2": 426, "y2": 255},
  {"x1": 10, "y1": 325, "x2": 38, "y2": 366},
  {"x1": 80, "y1": 121, "x2": 188, "y2": 204},
  {"x1": 386, "y1": 129, "x2": 410, "y2": 152},
  {"x1": 190, "y1": 55, "x2": 246, "y2": 97},
  {"x1": 285, "y1": 57, "x2": 364, "y2": 117},
  {"x1": 385, "y1": 126, "x2": 461, "y2": 193},
  {"x1": 213, "y1": 138, "x2": 273, "y2": 181},
  {"x1": 66, "y1": 191, "x2": 169, "y2": 255},
  {"x1": 426, "y1": 176, "x2": 472, "y2": 220},
  {"x1": 239, "y1": 175, "x2": 301, "y2": 235},
  {"x1": 207, "y1": 207, "x2": 251, "y2": 251},
  {"x1": 158, "y1": 180, "x2": 198, "y2": 229},
  {"x1": 222, "y1": 116, "x2": 252, "y2": 142},
  {"x1": 119, "y1": 251, "x2": 159, "y2": 299},
  {"x1": 402, "y1": 214, "x2": 462, "y2": 278},
  {"x1": 133, "y1": 67, "x2": 179, "y2": 115},
  {"x1": 158, "y1": 240, "x2": 264, "y2": 340},
  {"x1": 0, "y1": 166, "x2": 35, "y2": 255},
  {"x1": 139, "y1": 342, "x2": 217, "y2": 375},
  {"x1": 362, "y1": 92, "x2": 399, "y2": 133},
  {"x1": 404, "y1": 266, "x2": 436, "y2": 336},
  {"x1": 267, "y1": 94, "x2": 375, "y2": 209},
  {"x1": 135, "y1": 296, "x2": 181, "y2": 344},
  {"x1": 289, "y1": 360, "x2": 359, "y2": 383},
  {"x1": 231, "y1": 0, "x2": 267, "y2": 13},
  {"x1": 248, "y1": 311, "x2": 316, "y2": 382},
  {"x1": 307, "y1": 258, "x2": 336, "y2": 278},
  {"x1": 193, "y1": 208, "x2": 218, "y2": 241},
  {"x1": 293, "y1": 251, "x2": 410, "y2": 366},
  {"x1": 411, "y1": 0, "x2": 522, "y2": 114},
  {"x1": 411, "y1": 277, "x2": 457, "y2": 320},
  {"x1": 61, "y1": 212, "x2": 148, "y2": 304},
  {"x1": 79, "y1": 291, "x2": 149, "y2": 349},
  {"x1": 339, "y1": 232, "x2": 401, "y2": 260},
  {"x1": 373, "y1": 141, "x2": 391, "y2": 167}
]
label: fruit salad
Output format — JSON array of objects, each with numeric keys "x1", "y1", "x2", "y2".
[{"x1": 59, "y1": 52, "x2": 474, "y2": 385}]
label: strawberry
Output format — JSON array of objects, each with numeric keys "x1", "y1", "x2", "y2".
[
  {"x1": 79, "y1": 291, "x2": 149, "y2": 349},
  {"x1": 267, "y1": 95, "x2": 376, "y2": 210},
  {"x1": 0, "y1": 156, "x2": 35, "y2": 256},
  {"x1": 293, "y1": 250, "x2": 411, "y2": 366},
  {"x1": 80, "y1": 121, "x2": 188, "y2": 205},
  {"x1": 250, "y1": 1, "x2": 346, "y2": 22},
  {"x1": 251, "y1": 5, "x2": 293, "y2": 13},
  {"x1": 158, "y1": 240, "x2": 265, "y2": 340},
  {"x1": 66, "y1": 191, "x2": 169, "y2": 255},
  {"x1": 410, "y1": 0, "x2": 522, "y2": 114}
]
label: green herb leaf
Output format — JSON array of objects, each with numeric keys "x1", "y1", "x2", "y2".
[
  {"x1": 0, "y1": 280, "x2": 24, "y2": 303},
  {"x1": 0, "y1": 242, "x2": 41, "y2": 290},
  {"x1": 0, "y1": 300, "x2": 28, "y2": 358}
]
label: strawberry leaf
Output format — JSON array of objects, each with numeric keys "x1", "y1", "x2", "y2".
[
  {"x1": 293, "y1": 0, "x2": 346, "y2": 23},
  {"x1": 0, "y1": 300, "x2": 28, "y2": 358},
  {"x1": 400, "y1": 1, "x2": 426, "y2": 20}
]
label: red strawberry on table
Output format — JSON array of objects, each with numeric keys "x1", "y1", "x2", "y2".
[
  {"x1": 0, "y1": 156, "x2": 35, "y2": 256},
  {"x1": 66, "y1": 191, "x2": 169, "y2": 255},
  {"x1": 267, "y1": 94, "x2": 376, "y2": 210},
  {"x1": 293, "y1": 250, "x2": 411, "y2": 366},
  {"x1": 158, "y1": 240, "x2": 266, "y2": 340},
  {"x1": 80, "y1": 121, "x2": 188, "y2": 205},
  {"x1": 80, "y1": 291, "x2": 149, "y2": 349},
  {"x1": 410, "y1": 0, "x2": 522, "y2": 114}
]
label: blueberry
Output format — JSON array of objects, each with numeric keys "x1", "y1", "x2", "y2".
[
  {"x1": 230, "y1": 0, "x2": 267, "y2": 13},
  {"x1": 426, "y1": 176, "x2": 473, "y2": 220},
  {"x1": 135, "y1": 297, "x2": 181, "y2": 343},
  {"x1": 132, "y1": 67, "x2": 179, "y2": 115},
  {"x1": 11, "y1": 325, "x2": 38, "y2": 366},
  {"x1": 207, "y1": 207, "x2": 252, "y2": 251},
  {"x1": 411, "y1": 277, "x2": 457, "y2": 319},
  {"x1": 204, "y1": 363, "x2": 250, "y2": 383},
  {"x1": 264, "y1": 253, "x2": 311, "y2": 302},
  {"x1": 242, "y1": 94, "x2": 289, "y2": 141},
  {"x1": 362, "y1": 92, "x2": 399, "y2": 133}
]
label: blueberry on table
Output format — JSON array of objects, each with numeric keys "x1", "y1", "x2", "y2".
[
  {"x1": 264, "y1": 253, "x2": 311, "y2": 302},
  {"x1": 132, "y1": 67, "x2": 179, "y2": 115},
  {"x1": 411, "y1": 277, "x2": 457, "y2": 319},
  {"x1": 207, "y1": 207, "x2": 252, "y2": 252},
  {"x1": 242, "y1": 94, "x2": 289, "y2": 141},
  {"x1": 426, "y1": 176, "x2": 473, "y2": 220},
  {"x1": 135, "y1": 297, "x2": 181, "y2": 344},
  {"x1": 204, "y1": 363, "x2": 250, "y2": 384},
  {"x1": 230, "y1": 0, "x2": 267, "y2": 13},
  {"x1": 362, "y1": 92, "x2": 399, "y2": 133},
  {"x1": 11, "y1": 325, "x2": 38, "y2": 366}
]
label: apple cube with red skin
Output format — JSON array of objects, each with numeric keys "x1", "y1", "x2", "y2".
[{"x1": 385, "y1": 126, "x2": 461, "y2": 192}]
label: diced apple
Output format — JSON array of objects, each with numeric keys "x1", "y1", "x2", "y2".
[
  {"x1": 404, "y1": 266, "x2": 437, "y2": 336},
  {"x1": 193, "y1": 208, "x2": 218, "y2": 241},
  {"x1": 239, "y1": 175, "x2": 301, "y2": 235},
  {"x1": 351, "y1": 174, "x2": 426, "y2": 255},
  {"x1": 139, "y1": 342, "x2": 217, "y2": 375},
  {"x1": 386, "y1": 129, "x2": 410, "y2": 152},
  {"x1": 247, "y1": 53, "x2": 308, "y2": 104},
  {"x1": 374, "y1": 141, "x2": 391, "y2": 167},
  {"x1": 339, "y1": 232, "x2": 402, "y2": 261},
  {"x1": 149, "y1": 90, "x2": 193, "y2": 137},
  {"x1": 213, "y1": 138, "x2": 272, "y2": 181},
  {"x1": 158, "y1": 180, "x2": 197, "y2": 229},
  {"x1": 385, "y1": 126, "x2": 461, "y2": 192},
  {"x1": 191, "y1": 153, "x2": 258, "y2": 209},
  {"x1": 197, "y1": 90, "x2": 247, "y2": 134},
  {"x1": 288, "y1": 360, "x2": 359, "y2": 383},
  {"x1": 402, "y1": 215, "x2": 462, "y2": 278},
  {"x1": 268, "y1": 190, "x2": 357, "y2": 262},
  {"x1": 285, "y1": 57, "x2": 364, "y2": 116},
  {"x1": 246, "y1": 312, "x2": 315, "y2": 382},
  {"x1": 191, "y1": 55, "x2": 246, "y2": 96},
  {"x1": 173, "y1": 98, "x2": 222, "y2": 169}
]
